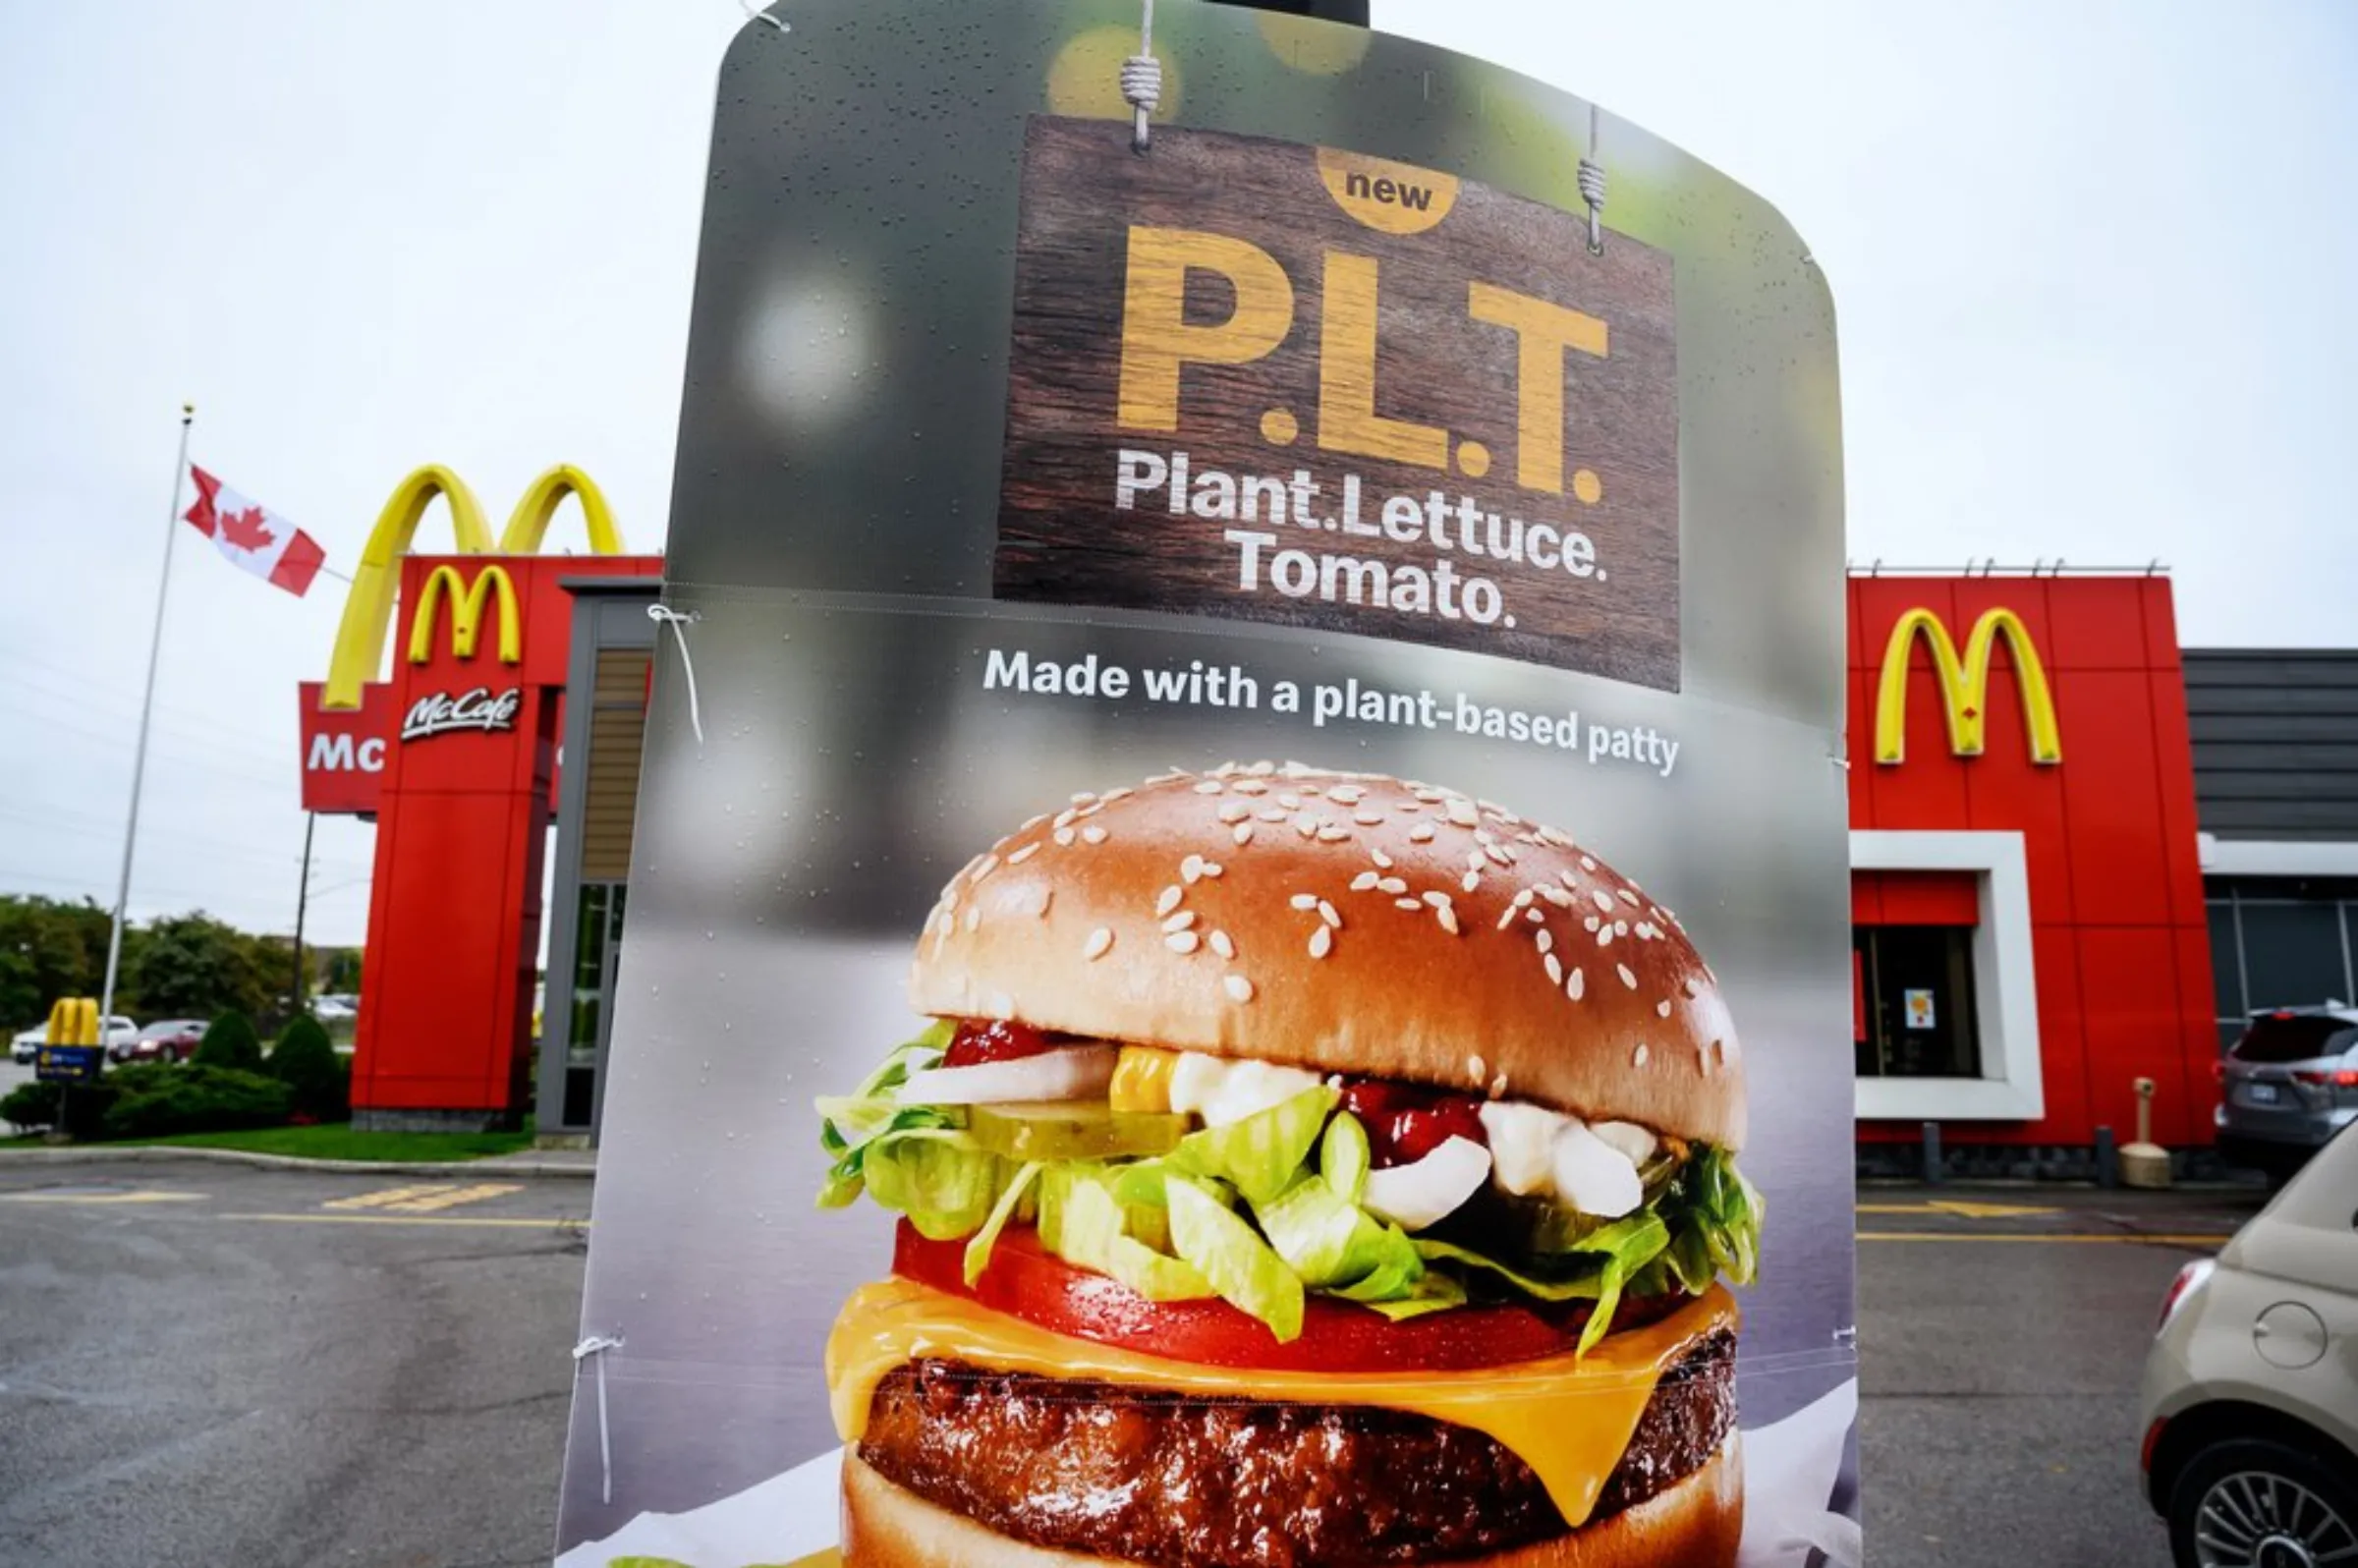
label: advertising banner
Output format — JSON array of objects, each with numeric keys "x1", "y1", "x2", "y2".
[{"x1": 558, "y1": 3, "x2": 1852, "y2": 1566}]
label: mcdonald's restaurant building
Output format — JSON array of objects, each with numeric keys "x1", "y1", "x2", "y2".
[{"x1": 299, "y1": 504, "x2": 2358, "y2": 1165}]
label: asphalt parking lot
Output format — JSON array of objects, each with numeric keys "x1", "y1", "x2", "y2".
[{"x1": 0, "y1": 1158, "x2": 2262, "y2": 1568}]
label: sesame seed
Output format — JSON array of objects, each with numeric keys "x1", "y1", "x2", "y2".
[
  {"x1": 1544, "y1": 953, "x2": 1564, "y2": 986},
  {"x1": 1599, "y1": 925, "x2": 1615, "y2": 947},
  {"x1": 1278, "y1": 792, "x2": 1303, "y2": 810},
  {"x1": 1317, "y1": 900, "x2": 1342, "y2": 928},
  {"x1": 1354, "y1": 811, "x2": 1384, "y2": 826},
  {"x1": 1329, "y1": 786, "x2": 1365, "y2": 805},
  {"x1": 1166, "y1": 930, "x2": 1202, "y2": 955},
  {"x1": 1021, "y1": 813, "x2": 1049, "y2": 831},
  {"x1": 1084, "y1": 928, "x2": 1114, "y2": 960},
  {"x1": 1474, "y1": 829, "x2": 1497, "y2": 847},
  {"x1": 1446, "y1": 798, "x2": 1480, "y2": 827},
  {"x1": 1317, "y1": 825, "x2": 1352, "y2": 843},
  {"x1": 965, "y1": 907, "x2": 981, "y2": 932},
  {"x1": 1082, "y1": 825, "x2": 1109, "y2": 845},
  {"x1": 1568, "y1": 968, "x2": 1586, "y2": 1000},
  {"x1": 1436, "y1": 905, "x2": 1460, "y2": 934},
  {"x1": 1461, "y1": 870, "x2": 1481, "y2": 893},
  {"x1": 1592, "y1": 891, "x2": 1615, "y2": 914},
  {"x1": 1145, "y1": 771, "x2": 1188, "y2": 786},
  {"x1": 1233, "y1": 823, "x2": 1255, "y2": 846},
  {"x1": 973, "y1": 854, "x2": 999, "y2": 880},
  {"x1": 1055, "y1": 827, "x2": 1076, "y2": 847},
  {"x1": 1216, "y1": 802, "x2": 1251, "y2": 824},
  {"x1": 1053, "y1": 809, "x2": 1079, "y2": 829},
  {"x1": 1614, "y1": 921, "x2": 1629, "y2": 936},
  {"x1": 1413, "y1": 786, "x2": 1445, "y2": 803},
  {"x1": 1032, "y1": 889, "x2": 1054, "y2": 919},
  {"x1": 1157, "y1": 885, "x2": 1184, "y2": 917},
  {"x1": 1485, "y1": 845, "x2": 1513, "y2": 868},
  {"x1": 1618, "y1": 889, "x2": 1641, "y2": 907},
  {"x1": 1102, "y1": 788, "x2": 1134, "y2": 803},
  {"x1": 1008, "y1": 843, "x2": 1040, "y2": 866},
  {"x1": 1657, "y1": 1000, "x2": 1673, "y2": 1018},
  {"x1": 1193, "y1": 781, "x2": 1225, "y2": 795},
  {"x1": 1258, "y1": 807, "x2": 1289, "y2": 823},
  {"x1": 1224, "y1": 974, "x2": 1255, "y2": 1003},
  {"x1": 1526, "y1": 909, "x2": 1545, "y2": 924},
  {"x1": 1489, "y1": 1072, "x2": 1509, "y2": 1096},
  {"x1": 1467, "y1": 1053, "x2": 1487, "y2": 1083},
  {"x1": 1290, "y1": 894, "x2": 1319, "y2": 911},
  {"x1": 1309, "y1": 925, "x2": 1333, "y2": 959},
  {"x1": 1071, "y1": 791, "x2": 1097, "y2": 806},
  {"x1": 1293, "y1": 813, "x2": 1319, "y2": 837},
  {"x1": 943, "y1": 886, "x2": 960, "y2": 910},
  {"x1": 1696, "y1": 1042, "x2": 1714, "y2": 1076},
  {"x1": 1302, "y1": 783, "x2": 1325, "y2": 796},
  {"x1": 1683, "y1": 978, "x2": 1702, "y2": 997},
  {"x1": 1466, "y1": 850, "x2": 1488, "y2": 872},
  {"x1": 1202, "y1": 862, "x2": 1223, "y2": 878},
  {"x1": 1496, "y1": 907, "x2": 1519, "y2": 930},
  {"x1": 1536, "y1": 929, "x2": 1554, "y2": 955},
  {"x1": 1163, "y1": 911, "x2": 1197, "y2": 933},
  {"x1": 1232, "y1": 779, "x2": 1268, "y2": 795},
  {"x1": 1351, "y1": 871, "x2": 1380, "y2": 892},
  {"x1": 1209, "y1": 929, "x2": 1236, "y2": 959},
  {"x1": 1513, "y1": 889, "x2": 1536, "y2": 908},
  {"x1": 1585, "y1": 915, "x2": 1600, "y2": 931},
  {"x1": 1409, "y1": 823, "x2": 1436, "y2": 843},
  {"x1": 1372, "y1": 848, "x2": 1396, "y2": 868},
  {"x1": 1544, "y1": 887, "x2": 1576, "y2": 909},
  {"x1": 1377, "y1": 876, "x2": 1408, "y2": 896},
  {"x1": 1617, "y1": 963, "x2": 1638, "y2": 989},
  {"x1": 1558, "y1": 870, "x2": 1581, "y2": 889},
  {"x1": 1394, "y1": 897, "x2": 1423, "y2": 911},
  {"x1": 1720, "y1": 1036, "x2": 1741, "y2": 1063},
  {"x1": 1579, "y1": 856, "x2": 1597, "y2": 870},
  {"x1": 1633, "y1": 1042, "x2": 1650, "y2": 1067},
  {"x1": 1181, "y1": 856, "x2": 1207, "y2": 885}
]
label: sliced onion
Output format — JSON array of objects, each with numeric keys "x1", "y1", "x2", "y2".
[
  {"x1": 1362, "y1": 1136, "x2": 1493, "y2": 1232},
  {"x1": 899, "y1": 1046, "x2": 1118, "y2": 1105},
  {"x1": 1550, "y1": 1121, "x2": 1644, "y2": 1219},
  {"x1": 1478, "y1": 1100, "x2": 1571, "y2": 1197}
]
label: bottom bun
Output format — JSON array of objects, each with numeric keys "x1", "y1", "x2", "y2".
[{"x1": 841, "y1": 1435, "x2": 1743, "y2": 1568}]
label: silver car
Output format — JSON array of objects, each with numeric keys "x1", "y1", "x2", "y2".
[
  {"x1": 2216, "y1": 1005, "x2": 2358, "y2": 1183},
  {"x1": 2140, "y1": 1117, "x2": 2358, "y2": 1565}
]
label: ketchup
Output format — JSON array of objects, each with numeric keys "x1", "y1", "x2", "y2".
[
  {"x1": 940, "y1": 1018, "x2": 1054, "y2": 1069},
  {"x1": 1336, "y1": 1079, "x2": 1488, "y2": 1168}
]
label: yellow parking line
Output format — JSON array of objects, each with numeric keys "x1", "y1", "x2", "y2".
[
  {"x1": 220, "y1": 1212, "x2": 581, "y2": 1229},
  {"x1": 322, "y1": 1184, "x2": 455, "y2": 1211},
  {"x1": 1859, "y1": 1231, "x2": 2229, "y2": 1245},
  {"x1": 374, "y1": 1182, "x2": 523, "y2": 1213},
  {"x1": 0, "y1": 1191, "x2": 205, "y2": 1204}
]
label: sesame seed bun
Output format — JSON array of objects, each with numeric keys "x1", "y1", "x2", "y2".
[
  {"x1": 840, "y1": 1439, "x2": 1743, "y2": 1568},
  {"x1": 906, "y1": 763, "x2": 1745, "y2": 1150}
]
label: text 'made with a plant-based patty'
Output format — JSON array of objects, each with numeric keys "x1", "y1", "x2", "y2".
[{"x1": 556, "y1": 5, "x2": 1856, "y2": 1568}]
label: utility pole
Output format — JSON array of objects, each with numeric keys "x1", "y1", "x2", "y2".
[{"x1": 291, "y1": 812, "x2": 315, "y2": 1017}]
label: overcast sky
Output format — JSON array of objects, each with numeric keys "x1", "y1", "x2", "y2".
[{"x1": 3, "y1": 0, "x2": 2352, "y2": 951}]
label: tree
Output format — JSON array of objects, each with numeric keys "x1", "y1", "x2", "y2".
[
  {"x1": 0, "y1": 896, "x2": 117, "y2": 1025},
  {"x1": 194, "y1": 1010, "x2": 263, "y2": 1072},
  {"x1": 266, "y1": 1015, "x2": 347, "y2": 1122},
  {"x1": 131, "y1": 913, "x2": 267, "y2": 1022}
]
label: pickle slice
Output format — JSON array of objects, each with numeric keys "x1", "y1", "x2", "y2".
[{"x1": 968, "y1": 1101, "x2": 1190, "y2": 1161}]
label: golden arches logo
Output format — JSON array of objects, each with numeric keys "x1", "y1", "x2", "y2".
[
  {"x1": 1874, "y1": 607, "x2": 2062, "y2": 766},
  {"x1": 408, "y1": 564, "x2": 521, "y2": 666},
  {"x1": 321, "y1": 464, "x2": 624, "y2": 708}
]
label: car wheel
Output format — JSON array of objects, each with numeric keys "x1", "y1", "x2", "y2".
[
  {"x1": 2169, "y1": 1436, "x2": 2358, "y2": 1568},
  {"x1": 157, "y1": 1045, "x2": 178, "y2": 1065}
]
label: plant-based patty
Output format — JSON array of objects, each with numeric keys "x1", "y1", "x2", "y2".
[{"x1": 858, "y1": 1329, "x2": 1737, "y2": 1568}]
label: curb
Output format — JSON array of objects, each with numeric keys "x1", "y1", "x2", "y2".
[{"x1": 0, "y1": 1145, "x2": 596, "y2": 1180}]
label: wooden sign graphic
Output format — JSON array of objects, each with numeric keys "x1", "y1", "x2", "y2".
[{"x1": 995, "y1": 117, "x2": 1680, "y2": 689}]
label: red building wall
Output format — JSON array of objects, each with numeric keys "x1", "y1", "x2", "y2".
[{"x1": 1848, "y1": 576, "x2": 2218, "y2": 1147}]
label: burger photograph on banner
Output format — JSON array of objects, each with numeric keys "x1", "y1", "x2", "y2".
[{"x1": 553, "y1": 3, "x2": 1855, "y2": 1567}]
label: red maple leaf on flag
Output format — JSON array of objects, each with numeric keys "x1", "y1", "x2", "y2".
[{"x1": 218, "y1": 504, "x2": 275, "y2": 553}]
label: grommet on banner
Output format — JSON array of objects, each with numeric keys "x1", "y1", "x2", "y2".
[
  {"x1": 571, "y1": 1333, "x2": 625, "y2": 1504},
  {"x1": 1122, "y1": 0, "x2": 1162, "y2": 154},
  {"x1": 646, "y1": 604, "x2": 706, "y2": 748},
  {"x1": 1578, "y1": 103, "x2": 1606, "y2": 256}
]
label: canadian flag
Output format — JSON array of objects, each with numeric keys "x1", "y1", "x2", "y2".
[{"x1": 183, "y1": 466, "x2": 326, "y2": 596}]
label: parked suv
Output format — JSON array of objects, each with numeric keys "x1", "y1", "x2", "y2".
[
  {"x1": 2217, "y1": 1005, "x2": 2358, "y2": 1182},
  {"x1": 2140, "y1": 1118, "x2": 2358, "y2": 1565}
]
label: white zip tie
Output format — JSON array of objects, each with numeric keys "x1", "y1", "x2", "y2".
[
  {"x1": 736, "y1": 1, "x2": 788, "y2": 33},
  {"x1": 1578, "y1": 103, "x2": 1605, "y2": 255},
  {"x1": 572, "y1": 1333, "x2": 625, "y2": 1505},
  {"x1": 646, "y1": 604, "x2": 705, "y2": 748},
  {"x1": 1123, "y1": 0, "x2": 1161, "y2": 153}
]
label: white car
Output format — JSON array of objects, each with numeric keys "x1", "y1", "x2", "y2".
[
  {"x1": 311, "y1": 996, "x2": 357, "y2": 1023},
  {"x1": 11, "y1": 1016, "x2": 138, "y2": 1064}
]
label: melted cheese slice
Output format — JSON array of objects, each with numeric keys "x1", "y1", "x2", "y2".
[{"x1": 825, "y1": 1277, "x2": 1737, "y2": 1530}]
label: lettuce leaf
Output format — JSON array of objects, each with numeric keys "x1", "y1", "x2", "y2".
[
  {"x1": 1167, "y1": 1086, "x2": 1338, "y2": 1205},
  {"x1": 963, "y1": 1160, "x2": 1042, "y2": 1286},
  {"x1": 861, "y1": 1131, "x2": 1003, "y2": 1241},
  {"x1": 1165, "y1": 1175, "x2": 1306, "y2": 1341},
  {"x1": 814, "y1": 1025, "x2": 958, "y2": 1206},
  {"x1": 1320, "y1": 1110, "x2": 1371, "y2": 1204},
  {"x1": 1044, "y1": 1170, "x2": 1217, "y2": 1302},
  {"x1": 1254, "y1": 1172, "x2": 1423, "y2": 1295}
]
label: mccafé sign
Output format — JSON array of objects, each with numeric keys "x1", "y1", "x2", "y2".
[
  {"x1": 298, "y1": 465, "x2": 629, "y2": 813},
  {"x1": 1873, "y1": 606, "x2": 2062, "y2": 766}
]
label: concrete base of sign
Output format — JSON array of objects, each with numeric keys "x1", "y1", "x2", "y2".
[{"x1": 353, "y1": 1107, "x2": 518, "y2": 1135}]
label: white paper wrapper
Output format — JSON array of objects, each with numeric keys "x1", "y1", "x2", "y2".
[{"x1": 555, "y1": 1381, "x2": 1859, "y2": 1568}]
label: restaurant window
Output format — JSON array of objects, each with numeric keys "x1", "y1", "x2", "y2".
[{"x1": 1854, "y1": 925, "x2": 1980, "y2": 1079}]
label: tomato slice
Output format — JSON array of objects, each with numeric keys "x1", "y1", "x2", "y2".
[{"x1": 891, "y1": 1221, "x2": 1678, "y2": 1374}]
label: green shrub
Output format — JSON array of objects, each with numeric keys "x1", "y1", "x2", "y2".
[
  {"x1": 100, "y1": 1065, "x2": 289, "y2": 1139},
  {"x1": 266, "y1": 1015, "x2": 348, "y2": 1122},
  {"x1": 194, "y1": 1009, "x2": 262, "y2": 1072},
  {"x1": 1, "y1": 1078, "x2": 118, "y2": 1139}
]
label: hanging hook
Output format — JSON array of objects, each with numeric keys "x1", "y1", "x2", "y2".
[
  {"x1": 1123, "y1": 0, "x2": 1162, "y2": 154},
  {"x1": 1578, "y1": 103, "x2": 1605, "y2": 255},
  {"x1": 572, "y1": 1333, "x2": 626, "y2": 1505}
]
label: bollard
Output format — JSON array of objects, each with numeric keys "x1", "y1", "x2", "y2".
[
  {"x1": 1922, "y1": 1121, "x2": 1943, "y2": 1185},
  {"x1": 2094, "y1": 1126, "x2": 2118, "y2": 1189}
]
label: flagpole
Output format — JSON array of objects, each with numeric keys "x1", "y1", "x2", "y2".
[{"x1": 95, "y1": 403, "x2": 194, "y2": 1058}]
